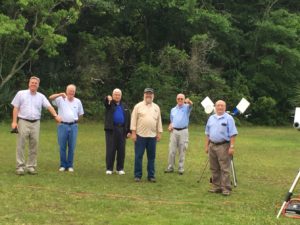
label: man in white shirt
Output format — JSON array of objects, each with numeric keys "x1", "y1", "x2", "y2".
[
  {"x1": 11, "y1": 76, "x2": 61, "y2": 175},
  {"x1": 49, "y1": 84, "x2": 84, "y2": 172}
]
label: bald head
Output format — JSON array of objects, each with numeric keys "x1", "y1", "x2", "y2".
[{"x1": 215, "y1": 100, "x2": 226, "y2": 115}]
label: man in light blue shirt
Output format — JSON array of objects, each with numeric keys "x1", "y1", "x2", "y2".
[
  {"x1": 165, "y1": 93, "x2": 193, "y2": 175},
  {"x1": 49, "y1": 84, "x2": 84, "y2": 172},
  {"x1": 205, "y1": 100, "x2": 238, "y2": 196}
]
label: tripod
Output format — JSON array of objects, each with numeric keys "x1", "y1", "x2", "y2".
[
  {"x1": 197, "y1": 157, "x2": 238, "y2": 187},
  {"x1": 277, "y1": 169, "x2": 300, "y2": 218}
]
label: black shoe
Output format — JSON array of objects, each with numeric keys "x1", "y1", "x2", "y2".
[
  {"x1": 148, "y1": 177, "x2": 156, "y2": 183},
  {"x1": 164, "y1": 168, "x2": 174, "y2": 173},
  {"x1": 134, "y1": 177, "x2": 141, "y2": 182}
]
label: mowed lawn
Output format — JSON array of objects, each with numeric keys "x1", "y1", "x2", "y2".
[{"x1": 0, "y1": 121, "x2": 300, "y2": 225}]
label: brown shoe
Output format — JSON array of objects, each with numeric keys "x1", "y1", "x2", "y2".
[
  {"x1": 208, "y1": 188, "x2": 222, "y2": 193},
  {"x1": 222, "y1": 190, "x2": 231, "y2": 196}
]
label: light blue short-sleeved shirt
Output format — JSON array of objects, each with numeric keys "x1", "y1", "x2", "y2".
[
  {"x1": 170, "y1": 104, "x2": 192, "y2": 128},
  {"x1": 11, "y1": 90, "x2": 51, "y2": 120},
  {"x1": 52, "y1": 96, "x2": 84, "y2": 122},
  {"x1": 205, "y1": 112, "x2": 238, "y2": 142}
]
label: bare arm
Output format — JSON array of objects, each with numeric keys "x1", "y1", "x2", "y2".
[
  {"x1": 185, "y1": 98, "x2": 193, "y2": 106},
  {"x1": 228, "y1": 135, "x2": 236, "y2": 156},
  {"x1": 11, "y1": 107, "x2": 19, "y2": 129},
  {"x1": 131, "y1": 130, "x2": 137, "y2": 142},
  {"x1": 205, "y1": 135, "x2": 210, "y2": 154},
  {"x1": 156, "y1": 132, "x2": 162, "y2": 142},
  {"x1": 47, "y1": 106, "x2": 61, "y2": 123},
  {"x1": 49, "y1": 92, "x2": 66, "y2": 101}
]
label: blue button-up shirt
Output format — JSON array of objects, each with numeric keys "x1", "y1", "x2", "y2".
[
  {"x1": 170, "y1": 104, "x2": 192, "y2": 128},
  {"x1": 205, "y1": 112, "x2": 238, "y2": 142},
  {"x1": 113, "y1": 104, "x2": 125, "y2": 125}
]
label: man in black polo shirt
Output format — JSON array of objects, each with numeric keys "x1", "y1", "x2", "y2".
[{"x1": 104, "y1": 88, "x2": 131, "y2": 175}]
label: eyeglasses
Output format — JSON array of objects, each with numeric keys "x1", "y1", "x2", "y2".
[{"x1": 177, "y1": 98, "x2": 184, "y2": 100}]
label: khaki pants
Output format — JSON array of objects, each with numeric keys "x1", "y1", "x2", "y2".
[
  {"x1": 208, "y1": 142, "x2": 231, "y2": 191},
  {"x1": 16, "y1": 119, "x2": 40, "y2": 170},
  {"x1": 167, "y1": 129, "x2": 189, "y2": 172}
]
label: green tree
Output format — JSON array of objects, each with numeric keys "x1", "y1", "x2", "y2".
[{"x1": 0, "y1": 0, "x2": 81, "y2": 90}]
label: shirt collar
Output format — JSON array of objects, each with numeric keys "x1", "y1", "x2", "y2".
[
  {"x1": 143, "y1": 100, "x2": 152, "y2": 106},
  {"x1": 214, "y1": 112, "x2": 226, "y2": 119},
  {"x1": 176, "y1": 104, "x2": 185, "y2": 109}
]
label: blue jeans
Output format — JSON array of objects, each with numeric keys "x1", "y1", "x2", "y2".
[
  {"x1": 57, "y1": 123, "x2": 78, "y2": 168},
  {"x1": 134, "y1": 135, "x2": 156, "y2": 179}
]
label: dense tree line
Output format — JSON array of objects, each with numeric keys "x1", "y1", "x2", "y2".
[{"x1": 1, "y1": 0, "x2": 300, "y2": 125}]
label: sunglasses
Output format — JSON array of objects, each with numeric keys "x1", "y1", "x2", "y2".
[{"x1": 177, "y1": 98, "x2": 184, "y2": 100}]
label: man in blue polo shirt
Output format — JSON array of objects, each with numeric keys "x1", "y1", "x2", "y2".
[
  {"x1": 104, "y1": 88, "x2": 131, "y2": 175},
  {"x1": 164, "y1": 93, "x2": 193, "y2": 175},
  {"x1": 205, "y1": 100, "x2": 238, "y2": 196}
]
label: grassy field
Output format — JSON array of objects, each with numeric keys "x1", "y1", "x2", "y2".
[{"x1": 0, "y1": 121, "x2": 300, "y2": 225}]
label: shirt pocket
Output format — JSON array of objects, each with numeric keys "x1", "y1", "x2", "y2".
[{"x1": 219, "y1": 122, "x2": 227, "y2": 134}]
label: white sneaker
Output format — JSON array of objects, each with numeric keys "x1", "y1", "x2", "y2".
[
  {"x1": 106, "y1": 170, "x2": 113, "y2": 175},
  {"x1": 68, "y1": 168, "x2": 74, "y2": 172},
  {"x1": 59, "y1": 167, "x2": 65, "y2": 172},
  {"x1": 27, "y1": 167, "x2": 37, "y2": 175},
  {"x1": 16, "y1": 167, "x2": 25, "y2": 175},
  {"x1": 117, "y1": 170, "x2": 125, "y2": 175}
]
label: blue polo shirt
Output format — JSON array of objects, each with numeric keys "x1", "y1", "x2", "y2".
[
  {"x1": 205, "y1": 112, "x2": 238, "y2": 142},
  {"x1": 170, "y1": 104, "x2": 192, "y2": 128},
  {"x1": 113, "y1": 104, "x2": 125, "y2": 125}
]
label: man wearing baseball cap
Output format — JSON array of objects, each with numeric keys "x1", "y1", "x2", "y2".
[{"x1": 130, "y1": 88, "x2": 163, "y2": 182}]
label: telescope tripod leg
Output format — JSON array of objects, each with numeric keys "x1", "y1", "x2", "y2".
[
  {"x1": 277, "y1": 169, "x2": 300, "y2": 219},
  {"x1": 231, "y1": 157, "x2": 237, "y2": 187}
]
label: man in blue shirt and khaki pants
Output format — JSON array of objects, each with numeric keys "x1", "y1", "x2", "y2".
[
  {"x1": 165, "y1": 93, "x2": 193, "y2": 175},
  {"x1": 205, "y1": 100, "x2": 238, "y2": 196}
]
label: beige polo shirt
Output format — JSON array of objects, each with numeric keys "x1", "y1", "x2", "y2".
[{"x1": 131, "y1": 101, "x2": 163, "y2": 138}]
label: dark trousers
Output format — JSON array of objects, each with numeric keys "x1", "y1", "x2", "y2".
[
  {"x1": 105, "y1": 126, "x2": 126, "y2": 171},
  {"x1": 134, "y1": 135, "x2": 156, "y2": 179}
]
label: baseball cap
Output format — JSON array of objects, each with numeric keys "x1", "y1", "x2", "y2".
[{"x1": 144, "y1": 88, "x2": 154, "y2": 93}]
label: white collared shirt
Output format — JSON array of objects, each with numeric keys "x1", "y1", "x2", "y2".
[{"x1": 11, "y1": 90, "x2": 51, "y2": 120}]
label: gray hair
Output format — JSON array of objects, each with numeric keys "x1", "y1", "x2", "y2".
[
  {"x1": 112, "y1": 88, "x2": 122, "y2": 95},
  {"x1": 66, "y1": 84, "x2": 76, "y2": 91}
]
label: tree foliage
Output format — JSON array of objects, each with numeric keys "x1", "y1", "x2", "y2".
[{"x1": 1, "y1": 0, "x2": 300, "y2": 125}]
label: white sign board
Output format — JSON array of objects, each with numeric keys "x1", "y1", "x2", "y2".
[
  {"x1": 236, "y1": 98, "x2": 250, "y2": 114},
  {"x1": 201, "y1": 97, "x2": 214, "y2": 114}
]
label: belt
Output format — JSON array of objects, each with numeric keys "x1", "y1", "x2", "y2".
[
  {"x1": 210, "y1": 140, "x2": 229, "y2": 145},
  {"x1": 114, "y1": 123, "x2": 124, "y2": 127},
  {"x1": 61, "y1": 121, "x2": 77, "y2": 125},
  {"x1": 19, "y1": 118, "x2": 39, "y2": 123},
  {"x1": 173, "y1": 127, "x2": 187, "y2": 131}
]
